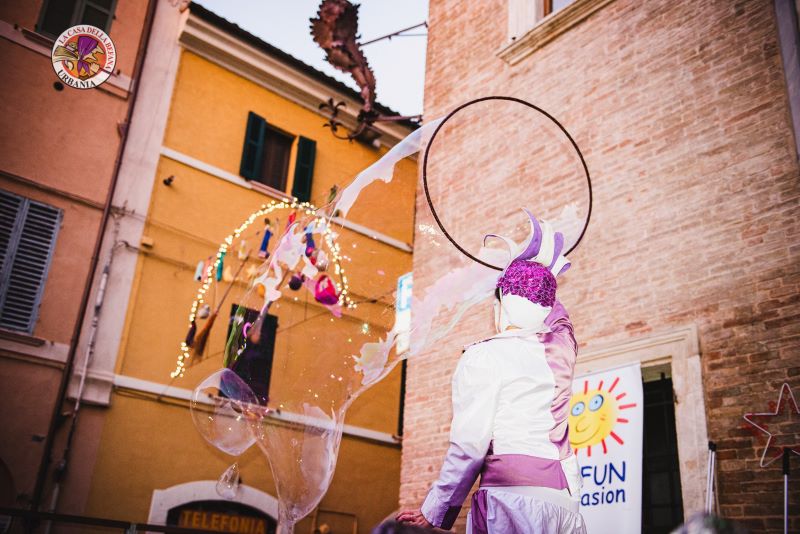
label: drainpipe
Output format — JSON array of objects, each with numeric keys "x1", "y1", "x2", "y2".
[
  {"x1": 30, "y1": 0, "x2": 159, "y2": 513},
  {"x1": 42, "y1": 221, "x2": 123, "y2": 534}
]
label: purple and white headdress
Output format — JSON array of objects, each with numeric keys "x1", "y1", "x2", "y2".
[
  {"x1": 486, "y1": 209, "x2": 571, "y2": 274},
  {"x1": 513, "y1": 208, "x2": 571, "y2": 276},
  {"x1": 488, "y1": 209, "x2": 571, "y2": 306}
]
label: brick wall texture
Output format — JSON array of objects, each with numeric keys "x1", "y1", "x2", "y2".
[{"x1": 400, "y1": 0, "x2": 800, "y2": 532}]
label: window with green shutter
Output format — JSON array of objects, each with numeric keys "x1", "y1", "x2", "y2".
[
  {"x1": 239, "y1": 112, "x2": 296, "y2": 193},
  {"x1": 240, "y1": 112, "x2": 267, "y2": 181},
  {"x1": 260, "y1": 128, "x2": 293, "y2": 191},
  {"x1": 0, "y1": 190, "x2": 62, "y2": 334},
  {"x1": 292, "y1": 137, "x2": 316, "y2": 203},
  {"x1": 38, "y1": 0, "x2": 118, "y2": 39}
]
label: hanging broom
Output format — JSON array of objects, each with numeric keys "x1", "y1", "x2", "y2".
[{"x1": 191, "y1": 254, "x2": 249, "y2": 359}]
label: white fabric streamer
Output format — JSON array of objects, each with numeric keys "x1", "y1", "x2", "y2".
[
  {"x1": 409, "y1": 248, "x2": 506, "y2": 357},
  {"x1": 334, "y1": 117, "x2": 444, "y2": 216}
]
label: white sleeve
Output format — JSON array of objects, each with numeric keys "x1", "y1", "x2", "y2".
[
  {"x1": 450, "y1": 344, "x2": 500, "y2": 455},
  {"x1": 420, "y1": 344, "x2": 501, "y2": 529}
]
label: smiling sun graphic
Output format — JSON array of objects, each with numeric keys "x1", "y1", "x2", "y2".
[{"x1": 569, "y1": 376, "x2": 637, "y2": 457}]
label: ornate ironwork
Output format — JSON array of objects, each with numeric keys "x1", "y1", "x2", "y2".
[{"x1": 311, "y1": 0, "x2": 422, "y2": 142}]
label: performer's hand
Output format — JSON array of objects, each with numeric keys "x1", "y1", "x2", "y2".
[{"x1": 396, "y1": 509, "x2": 434, "y2": 529}]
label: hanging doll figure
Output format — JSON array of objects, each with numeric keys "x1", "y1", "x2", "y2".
[
  {"x1": 193, "y1": 260, "x2": 205, "y2": 281},
  {"x1": 398, "y1": 213, "x2": 585, "y2": 533},
  {"x1": 258, "y1": 218, "x2": 274, "y2": 259},
  {"x1": 215, "y1": 251, "x2": 226, "y2": 282},
  {"x1": 303, "y1": 224, "x2": 316, "y2": 257}
]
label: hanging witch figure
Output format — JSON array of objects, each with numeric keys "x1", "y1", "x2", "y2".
[{"x1": 398, "y1": 211, "x2": 586, "y2": 533}]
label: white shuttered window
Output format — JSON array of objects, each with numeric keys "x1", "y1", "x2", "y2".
[{"x1": 0, "y1": 190, "x2": 62, "y2": 334}]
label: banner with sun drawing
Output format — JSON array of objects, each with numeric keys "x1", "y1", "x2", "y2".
[{"x1": 569, "y1": 363, "x2": 643, "y2": 534}]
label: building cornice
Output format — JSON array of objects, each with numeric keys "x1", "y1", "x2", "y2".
[
  {"x1": 497, "y1": 0, "x2": 616, "y2": 65},
  {"x1": 178, "y1": 14, "x2": 413, "y2": 147}
]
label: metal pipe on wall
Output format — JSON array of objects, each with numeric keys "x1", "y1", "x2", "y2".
[{"x1": 30, "y1": 0, "x2": 159, "y2": 514}]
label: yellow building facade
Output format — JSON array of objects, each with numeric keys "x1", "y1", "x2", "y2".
[{"x1": 81, "y1": 4, "x2": 417, "y2": 533}]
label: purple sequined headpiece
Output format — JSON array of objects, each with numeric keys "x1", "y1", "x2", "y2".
[{"x1": 496, "y1": 259, "x2": 556, "y2": 307}]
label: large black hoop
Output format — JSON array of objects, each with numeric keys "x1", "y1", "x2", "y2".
[{"x1": 421, "y1": 96, "x2": 593, "y2": 270}]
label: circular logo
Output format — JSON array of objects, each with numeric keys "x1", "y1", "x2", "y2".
[{"x1": 51, "y1": 25, "x2": 116, "y2": 89}]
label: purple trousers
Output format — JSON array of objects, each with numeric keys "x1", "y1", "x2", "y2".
[{"x1": 468, "y1": 453, "x2": 585, "y2": 534}]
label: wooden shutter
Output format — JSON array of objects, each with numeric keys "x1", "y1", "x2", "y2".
[
  {"x1": 291, "y1": 137, "x2": 317, "y2": 203},
  {"x1": 38, "y1": 0, "x2": 81, "y2": 37},
  {"x1": 240, "y1": 112, "x2": 267, "y2": 180},
  {"x1": 38, "y1": 0, "x2": 117, "y2": 38},
  {"x1": 0, "y1": 191, "x2": 62, "y2": 334},
  {"x1": 79, "y1": 0, "x2": 118, "y2": 33}
]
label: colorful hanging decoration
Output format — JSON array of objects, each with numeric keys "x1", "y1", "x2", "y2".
[
  {"x1": 223, "y1": 265, "x2": 234, "y2": 282},
  {"x1": 201, "y1": 257, "x2": 212, "y2": 283},
  {"x1": 316, "y1": 250, "x2": 329, "y2": 271},
  {"x1": 315, "y1": 274, "x2": 339, "y2": 305},
  {"x1": 289, "y1": 273, "x2": 304, "y2": 291},
  {"x1": 216, "y1": 251, "x2": 226, "y2": 282},
  {"x1": 173, "y1": 200, "x2": 356, "y2": 378},
  {"x1": 237, "y1": 239, "x2": 248, "y2": 261},
  {"x1": 305, "y1": 226, "x2": 316, "y2": 257},
  {"x1": 192, "y1": 257, "x2": 249, "y2": 359},
  {"x1": 194, "y1": 260, "x2": 204, "y2": 281},
  {"x1": 184, "y1": 320, "x2": 197, "y2": 347},
  {"x1": 258, "y1": 219, "x2": 274, "y2": 259}
]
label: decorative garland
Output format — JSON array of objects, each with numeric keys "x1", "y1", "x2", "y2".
[{"x1": 172, "y1": 199, "x2": 355, "y2": 378}]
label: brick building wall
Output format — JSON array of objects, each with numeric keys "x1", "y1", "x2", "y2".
[{"x1": 401, "y1": 0, "x2": 799, "y2": 532}]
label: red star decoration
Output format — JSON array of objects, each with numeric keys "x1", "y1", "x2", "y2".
[{"x1": 743, "y1": 383, "x2": 800, "y2": 467}]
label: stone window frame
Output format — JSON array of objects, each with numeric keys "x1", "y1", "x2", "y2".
[
  {"x1": 574, "y1": 324, "x2": 709, "y2": 519},
  {"x1": 498, "y1": 0, "x2": 617, "y2": 65}
]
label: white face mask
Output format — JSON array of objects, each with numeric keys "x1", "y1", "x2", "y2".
[{"x1": 494, "y1": 293, "x2": 552, "y2": 333}]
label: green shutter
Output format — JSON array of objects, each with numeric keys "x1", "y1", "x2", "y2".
[
  {"x1": 240, "y1": 112, "x2": 267, "y2": 180},
  {"x1": 291, "y1": 137, "x2": 316, "y2": 203}
]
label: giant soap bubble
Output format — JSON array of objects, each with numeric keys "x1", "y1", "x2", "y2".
[
  {"x1": 180, "y1": 97, "x2": 591, "y2": 533},
  {"x1": 190, "y1": 368, "x2": 259, "y2": 456},
  {"x1": 190, "y1": 368, "x2": 263, "y2": 498},
  {"x1": 223, "y1": 207, "x2": 404, "y2": 532}
]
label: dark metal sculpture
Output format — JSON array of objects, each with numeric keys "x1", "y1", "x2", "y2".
[{"x1": 311, "y1": 0, "x2": 421, "y2": 141}]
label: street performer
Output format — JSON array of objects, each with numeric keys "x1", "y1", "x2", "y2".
[{"x1": 398, "y1": 213, "x2": 586, "y2": 533}]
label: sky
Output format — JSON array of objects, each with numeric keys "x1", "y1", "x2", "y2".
[{"x1": 194, "y1": 0, "x2": 429, "y2": 116}]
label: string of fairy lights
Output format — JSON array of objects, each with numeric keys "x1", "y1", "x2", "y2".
[{"x1": 171, "y1": 199, "x2": 356, "y2": 378}]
